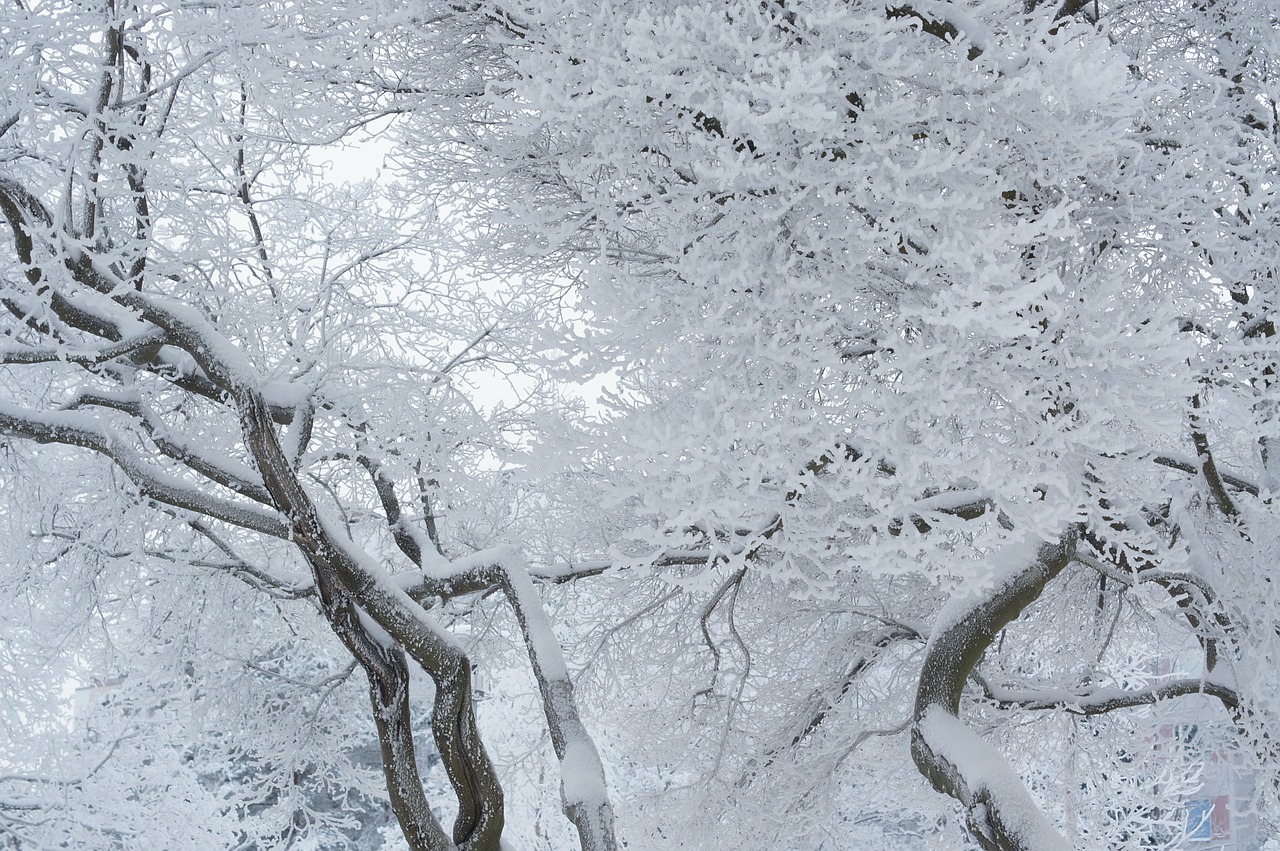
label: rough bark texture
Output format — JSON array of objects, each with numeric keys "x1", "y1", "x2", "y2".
[
  {"x1": 337, "y1": 597, "x2": 454, "y2": 851},
  {"x1": 235, "y1": 389, "x2": 504, "y2": 851},
  {"x1": 911, "y1": 529, "x2": 1076, "y2": 851}
]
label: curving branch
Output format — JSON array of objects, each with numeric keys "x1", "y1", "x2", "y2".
[
  {"x1": 911, "y1": 529, "x2": 1076, "y2": 851},
  {"x1": 0, "y1": 401, "x2": 289, "y2": 539},
  {"x1": 327, "y1": 594, "x2": 454, "y2": 851},
  {"x1": 696, "y1": 567, "x2": 749, "y2": 700},
  {"x1": 234, "y1": 385, "x2": 504, "y2": 851},
  {"x1": 0, "y1": 174, "x2": 501, "y2": 850},
  {"x1": 62, "y1": 390, "x2": 274, "y2": 505},
  {"x1": 1079, "y1": 503, "x2": 1237, "y2": 681}
]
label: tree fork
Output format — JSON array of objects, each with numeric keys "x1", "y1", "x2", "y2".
[
  {"x1": 329, "y1": 592, "x2": 454, "y2": 851},
  {"x1": 233, "y1": 388, "x2": 505, "y2": 850}
]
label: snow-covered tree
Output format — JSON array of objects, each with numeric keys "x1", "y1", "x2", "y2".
[
  {"x1": 395, "y1": 0, "x2": 1280, "y2": 848},
  {"x1": 0, "y1": 2, "x2": 612, "y2": 849},
  {"x1": 2, "y1": 0, "x2": 1278, "y2": 850}
]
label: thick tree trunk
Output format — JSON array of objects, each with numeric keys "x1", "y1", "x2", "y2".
[
  {"x1": 911, "y1": 529, "x2": 1076, "y2": 851},
  {"x1": 335, "y1": 596, "x2": 455, "y2": 851}
]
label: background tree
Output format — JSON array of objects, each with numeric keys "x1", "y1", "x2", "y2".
[{"x1": 397, "y1": 0, "x2": 1280, "y2": 848}]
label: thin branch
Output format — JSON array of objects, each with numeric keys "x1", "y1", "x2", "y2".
[
  {"x1": 63, "y1": 390, "x2": 274, "y2": 505},
  {"x1": 832, "y1": 719, "x2": 913, "y2": 772},
  {"x1": 696, "y1": 568, "x2": 748, "y2": 696},
  {"x1": 232, "y1": 81, "x2": 277, "y2": 300},
  {"x1": 1189, "y1": 393, "x2": 1239, "y2": 516},
  {"x1": 973, "y1": 673, "x2": 1239, "y2": 714},
  {"x1": 116, "y1": 49, "x2": 227, "y2": 110},
  {"x1": 431, "y1": 323, "x2": 498, "y2": 386},
  {"x1": 578, "y1": 588, "x2": 682, "y2": 678},
  {"x1": 186, "y1": 518, "x2": 314, "y2": 598},
  {"x1": 357, "y1": 454, "x2": 425, "y2": 568},
  {"x1": 0, "y1": 401, "x2": 289, "y2": 538},
  {"x1": 414, "y1": 460, "x2": 444, "y2": 556},
  {"x1": 770, "y1": 625, "x2": 921, "y2": 762}
]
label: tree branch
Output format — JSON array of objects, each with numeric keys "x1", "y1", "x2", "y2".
[
  {"x1": 0, "y1": 401, "x2": 289, "y2": 539},
  {"x1": 1189, "y1": 392, "x2": 1239, "y2": 516},
  {"x1": 63, "y1": 390, "x2": 274, "y2": 505},
  {"x1": 974, "y1": 673, "x2": 1239, "y2": 714},
  {"x1": 493, "y1": 554, "x2": 617, "y2": 851},
  {"x1": 912, "y1": 530, "x2": 1076, "y2": 851}
]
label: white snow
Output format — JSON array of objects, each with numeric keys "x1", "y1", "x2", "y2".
[
  {"x1": 559, "y1": 737, "x2": 608, "y2": 807},
  {"x1": 919, "y1": 707, "x2": 1071, "y2": 850},
  {"x1": 928, "y1": 531, "x2": 1048, "y2": 647}
]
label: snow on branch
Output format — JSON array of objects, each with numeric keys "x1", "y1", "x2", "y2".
[
  {"x1": 0, "y1": 400, "x2": 289, "y2": 539},
  {"x1": 492, "y1": 550, "x2": 617, "y2": 851},
  {"x1": 886, "y1": 0, "x2": 994, "y2": 62},
  {"x1": 918, "y1": 707, "x2": 1071, "y2": 851},
  {"x1": 913, "y1": 530, "x2": 1076, "y2": 851},
  {"x1": 1152, "y1": 452, "x2": 1260, "y2": 496},
  {"x1": 974, "y1": 674, "x2": 1240, "y2": 714},
  {"x1": 62, "y1": 390, "x2": 274, "y2": 505},
  {"x1": 0, "y1": 328, "x2": 166, "y2": 366},
  {"x1": 233, "y1": 385, "x2": 506, "y2": 850},
  {"x1": 395, "y1": 543, "x2": 619, "y2": 849}
]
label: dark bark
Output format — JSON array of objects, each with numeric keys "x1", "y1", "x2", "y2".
[
  {"x1": 0, "y1": 176, "x2": 506, "y2": 851},
  {"x1": 911, "y1": 530, "x2": 1076, "y2": 851}
]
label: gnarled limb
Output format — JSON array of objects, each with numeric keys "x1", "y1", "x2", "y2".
[
  {"x1": 328, "y1": 594, "x2": 454, "y2": 851},
  {"x1": 0, "y1": 176, "x2": 504, "y2": 850},
  {"x1": 911, "y1": 529, "x2": 1076, "y2": 851},
  {"x1": 234, "y1": 388, "x2": 504, "y2": 851}
]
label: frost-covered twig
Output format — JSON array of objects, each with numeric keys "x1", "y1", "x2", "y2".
[
  {"x1": 0, "y1": 401, "x2": 289, "y2": 539},
  {"x1": 1151, "y1": 452, "x2": 1259, "y2": 496},
  {"x1": 973, "y1": 673, "x2": 1239, "y2": 714}
]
